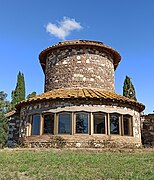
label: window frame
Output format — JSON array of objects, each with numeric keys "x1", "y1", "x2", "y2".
[
  {"x1": 58, "y1": 112, "x2": 72, "y2": 135},
  {"x1": 43, "y1": 113, "x2": 55, "y2": 135},
  {"x1": 75, "y1": 111, "x2": 89, "y2": 134},
  {"x1": 109, "y1": 113, "x2": 120, "y2": 135},
  {"x1": 27, "y1": 111, "x2": 134, "y2": 138},
  {"x1": 122, "y1": 114, "x2": 133, "y2": 136},
  {"x1": 31, "y1": 114, "x2": 41, "y2": 135},
  {"x1": 93, "y1": 112, "x2": 107, "y2": 134}
]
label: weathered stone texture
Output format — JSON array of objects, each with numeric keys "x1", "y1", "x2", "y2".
[
  {"x1": 18, "y1": 99, "x2": 141, "y2": 146},
  {"x1": 141, "y1": 114, "x2": 154, "y2": 146},
  {"x1": 45, "y1": 48, "x2": 115, "y2": 92},
  {"x1": 7, "y1": 113, "x2": 20, "y2": 147},
  {"x1": 24, "y1": 135, "x2": 141, "y2": 149}
]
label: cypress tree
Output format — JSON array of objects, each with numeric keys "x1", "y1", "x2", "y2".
[
  {"x1": 11, "y1": 72, "x2": 26, "y2": 108},
  {"x1": 123, "y1": 76, "x2": 137, "y2": 101},
  {"x1": 20, "y1": 73, "x2": 26, "y2": 101}
]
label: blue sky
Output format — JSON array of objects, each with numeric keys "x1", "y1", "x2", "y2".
[{"x1": 0, "y1": 0, "x2": 154, "y2": 113}]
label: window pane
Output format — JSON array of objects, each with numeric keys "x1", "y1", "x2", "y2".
[
  {"x1": 58, "y1": 113, "x2": 71, "y2": 134},
  {"x1": 44, "y1": 114, "x2": 54, "y2": 134},
  {"x1": 94, "y1": 113, "x2": 105, "y2": 134},
  {"x1": 123, "y1": 115, "x2": 132, "y2": 136},
  {"x1": 123, "y1": 118, "x2": 129, "y2": 135},
  {"x1": 76, "y1": 112, "x2": 88, "y2": 134},
  {"x1": 32, "y1": 114, "x2": 40, "y2": 135},
  {"x1": 110, "y1": 114, "x2": 119, "y2": 134}
]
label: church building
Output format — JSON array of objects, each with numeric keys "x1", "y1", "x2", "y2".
[{"x1": 7, "y1": 40, "x2": 145, "y2": 148}]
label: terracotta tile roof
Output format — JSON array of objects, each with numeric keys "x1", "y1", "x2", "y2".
[
  {"x1": 5, "y1": 110, "x2": 16, "y2": 118},
  {"x1": 16, "y1": 88, "x2": 145, "y2": 112},
  {"x1": 39, "y1": 40, "x2": 121, "y2": 71}
]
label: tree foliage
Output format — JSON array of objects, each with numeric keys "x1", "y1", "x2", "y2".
[
  {"x1": 0, "y1": 91, "x2": 11, "y2": 146},
  {"x1": 123, "y1": 76, "x2": 137, "y2": 101},
  {"x1": 11, "y1": 72, "x2": 25, "y2": 108},
  {"x1": 26, "y1": 91, "x2": 36, "y2": 99}
]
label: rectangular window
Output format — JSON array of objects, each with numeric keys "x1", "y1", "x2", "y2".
[
  {"x1": 110, "y1": 113, "x2": 119, "y2": 134},
  {"x1": 32, "y1": 114, "x2": 40, "y2": 135},
  {"x1": 123, "y1": 115, "x2": 132, "y2": 136},
  {"x1": 58, "y1": 113, "x2": 71, "y2": 134},
  {"x1": 93, "y1": 113, "x2": 106, "y2": 134},
  {"x1": 44, "y1": 114, "x2": 54, "y2": 134},
  {"x1": 123, "y1": 118, "x2": 129, "y2": 135},
  {"x1": 76, "y1": 112, "x2": 88, "y2": 134}
]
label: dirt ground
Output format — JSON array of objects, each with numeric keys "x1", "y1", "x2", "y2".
[{"x1": 1, "y1": 147, "x2": 154, "y2": 153}]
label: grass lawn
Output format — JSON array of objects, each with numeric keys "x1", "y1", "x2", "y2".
[{"x1": 0, "y1": 149, "x2": 153, "y2": 180}]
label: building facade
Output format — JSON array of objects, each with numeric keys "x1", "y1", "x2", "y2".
[{"x1": 7, "y1": 40, "x2": 145, "y2": 148}]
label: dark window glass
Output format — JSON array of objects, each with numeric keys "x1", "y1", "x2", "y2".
[
  {"x1": 110, "y1": 114, "x2": 119, "y2": 134},
  {"x1": 93, "y1": 113, "x2": 106, "y2": 134},
  {"x1": 76, "y1": 112, "x2": 88, "y2": 134},
  {"x1": 58, "y1": 113, "x2": 71, "y2": 134},
  {"x1": 123, "y1": 118, "x2": 129, "y2": 135},
  {"x1": 32, "y1": 114, "x2": 40, "y2": 135},
  {"x1": 123, "y1": 115, "x2": 132, "y2": 136},
  {"x1": 44, "y1": 114, "x2": 54, "y2": 134}
]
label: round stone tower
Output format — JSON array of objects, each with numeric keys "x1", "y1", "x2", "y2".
[
  {"x1": 9, "y1": 39, "x2": 144, "y2": 149},
  {"x1": 39, "y1": 40, "x2": 121, "y2": 92}
]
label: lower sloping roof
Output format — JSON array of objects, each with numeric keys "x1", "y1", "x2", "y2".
[
  {"x1": 5, "y1": 110, "x2": 17, "y2": 118},
  {"x1": 16, "y1": 88, "x2": 145, "y2": 112}
]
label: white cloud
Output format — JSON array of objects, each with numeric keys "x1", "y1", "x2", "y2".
[{"x1": 46, "y1": 17, "x2": 82, "y2": 40}]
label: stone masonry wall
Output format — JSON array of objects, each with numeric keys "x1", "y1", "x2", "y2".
[
  {"x1": 18, "y1": 99, "x2": 142, "y2": 147},
  {"x1": 25, "y1": 135, "x2": 141, "y2": 149},
  {"x1": 45, "y1": 48, "x2": 115, "y2": 92},
  {"x1": 7, "y1": 113, "x2": 20, "y2": 147},
  {"x1": 141, "y1": 114, "x2": 154, "y2": 147}
]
